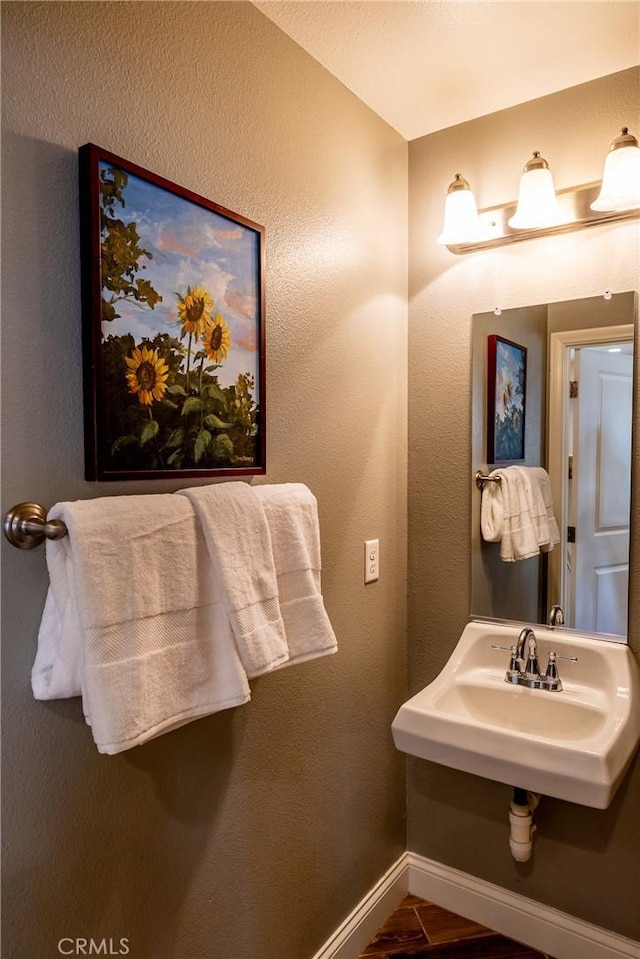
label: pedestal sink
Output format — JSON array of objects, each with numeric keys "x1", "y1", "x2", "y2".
[{"x1": 392, "y1": 620, "x2": 640, "y2": 808}]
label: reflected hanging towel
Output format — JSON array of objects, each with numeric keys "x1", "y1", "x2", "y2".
[
  {"x1": 514, "y1": 466, "x2": 552, "y2": 550},
  {"x1": 32, "y1": 495, "x2": 250, "y2": 754},
  {"x1": 480, "y1": 466, "x2": 540, "y2": 562},
  {"x1": 481, "y1": 466, "x2": 561, "y2": 561},
  {"x1": 527, "y1": 467, "x2": 560, "y2": 550}
]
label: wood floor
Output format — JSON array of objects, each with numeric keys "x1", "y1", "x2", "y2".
[{"x1": 358, "y1": 894, "x2": 555, "y2": 958}]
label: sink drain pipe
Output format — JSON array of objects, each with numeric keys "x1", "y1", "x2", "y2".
[{"x1": 509, "y1": 788, "x2": 540, "y2": 861}]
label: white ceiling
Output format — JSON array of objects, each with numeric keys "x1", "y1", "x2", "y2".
[{"x1": 252, "y1": 1, "x2": 640, "y2": 141}]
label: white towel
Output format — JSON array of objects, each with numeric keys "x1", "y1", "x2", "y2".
[
  {"x1": 177, "y1": 483, "x2": 289, "y2": 678},
  {"x1": 480, "y1": 467, "x2": 540, "y2": 562},
  {"x1": 528, "y1": 467, "x2": 560, "y2": 550},
  {"x1": 513, "y1": 466, "x2": 551, "y2": 551},
  {"x1": 253, "y1": 483, "x2": 338, "y2": 665},
  {"x1": 33, "y1": 496, "x2": 250, "y2": 754}
]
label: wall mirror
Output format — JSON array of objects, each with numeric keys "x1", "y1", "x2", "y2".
[{"x1": 471, "y1": 291, "x2": 636, "y2": 644}]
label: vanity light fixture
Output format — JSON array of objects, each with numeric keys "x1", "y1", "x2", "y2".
[
  {"x1": 439, "y1": 127, "x2": 640, "y2": 254},
  {"x1": 508, "y1": 152, "x2": 566, "y2": 229},
  {"x1": 591, "y1": 128, "x2": 640, "y2": 212},
  {"x1": 436, "y1": 173, "x2": 480, "y2": 245}
]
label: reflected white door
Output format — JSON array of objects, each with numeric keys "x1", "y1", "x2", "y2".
[{"x1": 573, "y1": 345, "x2": 633, "y2": 635}]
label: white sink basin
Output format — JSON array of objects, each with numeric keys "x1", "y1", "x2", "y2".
[{"x1": 392, "y1": 620, "x2": 640, "y2": 808}]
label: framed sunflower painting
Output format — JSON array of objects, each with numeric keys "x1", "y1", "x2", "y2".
[{"x1": 79, "y1": 144, "x2": 265, "y2": 480}]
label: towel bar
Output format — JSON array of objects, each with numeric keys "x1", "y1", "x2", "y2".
[
  {"x1": 3, "y1": 503, "x2": 68, "y2": 550},
  {"x1": 475, "y1": 470, "x2": 502, "y2": 490}
]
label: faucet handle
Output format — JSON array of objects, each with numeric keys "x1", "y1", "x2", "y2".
[
  {"x1": 543, "y1": 650, "x2": 561, "y2": 689},
  {"x1": 506, "y1": 644, "x2": 521, "y2": 680},
  {"x1": 542, "y1": 650, "x2": 578, "y2": 691},
  {"x1": 491, "y1": 644, "x2": 522, "y2": 683}
]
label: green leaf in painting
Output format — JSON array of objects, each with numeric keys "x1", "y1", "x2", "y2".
[
  {"x1": 203, "y1": 382, "x2": 226, "y2": 403},
  {"x1": 165, "y1": 427, "x2": 185, "y2": 449},
  {"x1": 182, "y1": 396, "x2": 204, "y2": 416},
  {"x1": 111, "y1": 434, "x2": 137, "y2": 455},
  {"x1": 204, "y1": 413, "x2": 232, "y2": 430},
  {"x1": 167, "y1": 384, "x2": 187, "y2": 396},
  {"x1": 194, "y1": 428, "x2": 212, "y2": 464},
  {"x1": 211, "y1": 433, "x2": 234, "y2": 459},
  {"x1": 140, "y1": 418, "x2": 160, "y2": 446},
  {"x1": 134, "y1": 278, "x2": 162, "y2": 309},
  {"x1": 102, "y1": 299, "x2": 118, "y2": 322}
]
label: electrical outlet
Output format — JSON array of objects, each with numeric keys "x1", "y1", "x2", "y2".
[{"x1": 364, "y1": 539, "x2": 379, "y2": 584}]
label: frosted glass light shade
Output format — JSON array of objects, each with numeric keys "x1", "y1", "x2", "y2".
[
  {"x1": 437, "y1": 174, "x2": 480, "y2": 245},
  {"x1": 591, "y1": 128, "x2": 640, "y2": 212},
  {"x1": 508, "y1": 152, "x2": 565, "y2": 230}
]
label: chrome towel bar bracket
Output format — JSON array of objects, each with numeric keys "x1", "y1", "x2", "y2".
[
  {"x1": 475, "y1": 471, "x2": 502, "y2": 490},
  {"x1": 3, "y1": 503, "x2": 68, "y2": 550}
]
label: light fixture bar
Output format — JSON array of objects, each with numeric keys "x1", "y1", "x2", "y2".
[{"x1": 445, "y1": 181, "x2": 639, "y2": 254}]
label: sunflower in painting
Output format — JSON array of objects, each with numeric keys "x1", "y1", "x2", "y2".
[
  {"x1": 203, "y1": 313, "x2": 232, "y2": 364},
  {"x1": 124, "y1": 345, "x2": 169, "y2": 405},
  {"x1": 176, "y1": 285, "x2": 213, "y2": 338}
]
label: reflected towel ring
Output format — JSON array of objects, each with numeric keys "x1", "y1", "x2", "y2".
[{"x1": 475, "y1": 471, "x2": 502, "y2": 490}]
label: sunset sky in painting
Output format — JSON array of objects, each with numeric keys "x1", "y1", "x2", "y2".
[{"x1": 100, "y1": 162, "x2": 260, "y2": 389}]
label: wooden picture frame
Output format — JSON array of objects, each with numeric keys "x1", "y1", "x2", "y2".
[
  {"x1": 487, "y1": 334, "x2": 527, "y2": 463},
  {"x1": 79, "y1": 144, "x2": 266, "y2": 480}
]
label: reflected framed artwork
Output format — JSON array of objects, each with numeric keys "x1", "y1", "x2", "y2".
[
  {"x1": 487, "y1": 334, "x2": 527, "y2": 463},
  {"x1": 79, "y1": 143, "x2": 265, "y2": 480}
]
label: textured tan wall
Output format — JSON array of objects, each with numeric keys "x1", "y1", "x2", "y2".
[
  {"x1": 408, "y1": 67, "x2": 640, "y2": 940},
  {"x1": 1, "y1": 4, "x2": 408, "y2": 957}
]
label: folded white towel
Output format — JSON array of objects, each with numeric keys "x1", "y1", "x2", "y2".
[
  {"x1": 479, "y1": 472, "x2": 504, "y2": 544},
  {"x1": 512, "y1": 466, "x2": 552, "y2": 551},
  {"x1": 177, "y1": 483, "x2": 289, "y2": 678},
  {"x1": 480, "y1": 467, "x2": 540, "y2": 562},
  {"x1": 528, "y1": 467, "x2": 560, "y2": 550},
  {"x1": 33, "y1": 496, "x2": 250, "y2": 754},
  {"x1": 253, "y1": 483, "x2": 338, "y2": 665}
]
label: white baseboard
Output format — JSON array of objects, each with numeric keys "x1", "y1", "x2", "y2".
[
  {"x1": 407, "y1": 852, "x2": 640, "y2": 959},
  {"x1": 308, "y1": 853, "x2": 408, "y2": 959},
  {"x1": 310, "y1": 850, "x2": 640, "y2": 959}
]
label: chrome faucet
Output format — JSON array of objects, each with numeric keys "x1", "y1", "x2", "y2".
[
  {"x1": 492, "y1": 626, "x2": 577, "y2": 692},
  {"x1": 549, "y1": 605, "x2": 565, "y2": 627},
  {"x1": 516, "y1": 627, "x2": 536, "y2": 662}
]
